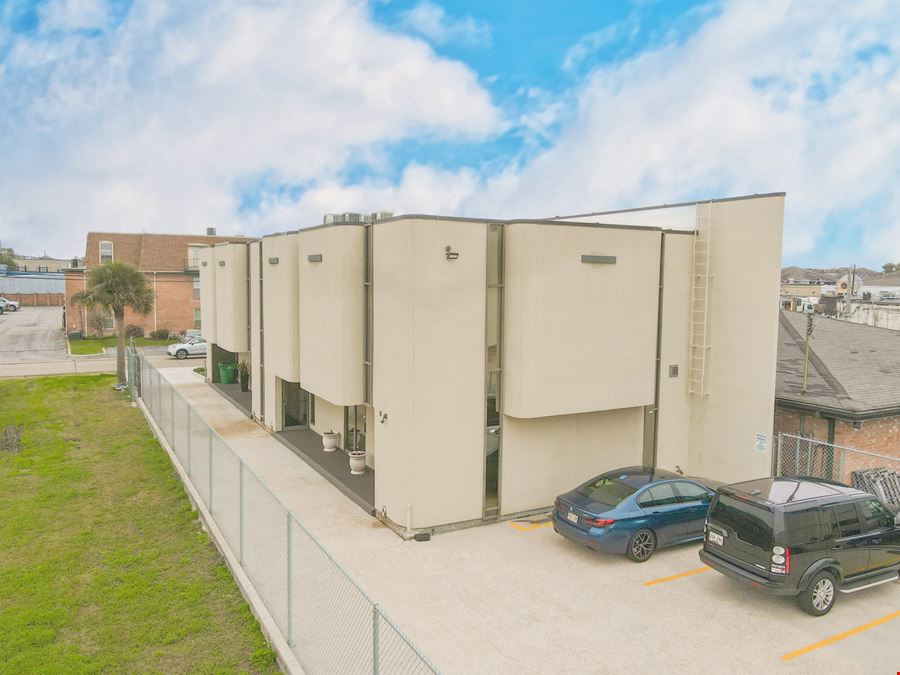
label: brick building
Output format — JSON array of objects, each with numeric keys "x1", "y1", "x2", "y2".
[
  {"x1": 64, "y1": 231, "x2": 250, "y2": 336},
  {"x1": 774, "y1": 310, "x2": 900, "y2": 464}
]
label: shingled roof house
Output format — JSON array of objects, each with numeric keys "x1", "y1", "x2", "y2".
[
  {"x1": 774, "y1": 310, "x2": 900, "y2": 458},
  {"x1": 64, "y1": 231, "x2": 250, "y2": 337}
]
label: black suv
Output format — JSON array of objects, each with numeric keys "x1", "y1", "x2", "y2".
[{"x1": 699, "y1": 476, "x2": 900, "y2": 615}]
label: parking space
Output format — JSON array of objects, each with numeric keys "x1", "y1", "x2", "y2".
[
  {"x1": 0, "y1": 306, "x2": 66, "y2": 363},
  {"x1": 421, "y1": 518, "x2": 899, "y2": 673}
]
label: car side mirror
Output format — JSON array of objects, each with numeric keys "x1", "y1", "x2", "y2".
[{"x1": 703, "y1": 493, "x2": 713, "y2": 504}]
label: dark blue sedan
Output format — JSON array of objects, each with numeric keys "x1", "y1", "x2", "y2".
[{"x1": 553, "y1": 466, "x2": 723, "y2": 562}]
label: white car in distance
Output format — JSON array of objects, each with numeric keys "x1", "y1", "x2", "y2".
[{"x1": 167, "y1": 336, "x2": 207, "y2": 360}]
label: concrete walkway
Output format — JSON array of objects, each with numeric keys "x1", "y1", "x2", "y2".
[
  {"x1": 158, "y1": 367, "x2": 900, "y2": 675},
  {"x1": 0, "y1": 354, "x2": 194, "y2": 378}
]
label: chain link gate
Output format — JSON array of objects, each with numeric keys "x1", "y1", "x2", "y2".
[{"x1": 775, "y1": 432, "x2": 900, "y2": 508}]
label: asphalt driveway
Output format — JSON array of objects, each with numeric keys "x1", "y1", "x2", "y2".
[{"x1": 0, "y1": 306, "x2": 67, "y2": 364}]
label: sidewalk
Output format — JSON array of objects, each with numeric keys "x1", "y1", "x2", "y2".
[
  {"x1": 1, "y1": 354, "x2": 194, "y2": 379},
  {"x1": 0, "y1": 357, "x2": 117, "y2": 378}
]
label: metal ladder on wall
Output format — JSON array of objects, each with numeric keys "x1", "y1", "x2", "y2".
[{"x1": 689, "y1": 201, "x2": 713, "y2": 396}]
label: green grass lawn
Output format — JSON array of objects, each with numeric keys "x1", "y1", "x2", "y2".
[
  {"x1": 0, "y1": 375, "x2": 278, "y2": 673},
  {"x1": 68, "y1": 337, "x2": 170, "y2": 355}
]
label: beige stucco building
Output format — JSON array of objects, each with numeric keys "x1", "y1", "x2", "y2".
[{"x1": 199, "y1": 193, "x2": 785, "y2": 533}]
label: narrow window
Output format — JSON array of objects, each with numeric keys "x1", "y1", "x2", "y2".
[
  {"x1": 193, "y1": 277, "x2": 201, "y2": 299},
  {"x1": 484, "y1": 223, "x2": 504, "y2": 518},
  {"x1": 99, "y1": 240, "x2": 113, "y2": 264},
  {"x1": 187, "y1": 245, "x2": 202, "y2": 270},
  {"x1": 193, "y1": 308, "x2": 201, "y2": 329}
]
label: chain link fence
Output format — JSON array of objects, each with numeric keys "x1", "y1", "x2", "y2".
[
  {"x1": 775, "y1": 432, "x2": 900, "y2": 508},
  {"x1": 127, "y1": 352, "x2": 438, "y2": 675}
]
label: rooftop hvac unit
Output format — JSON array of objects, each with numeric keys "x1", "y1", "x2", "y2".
[
  {"x1": 323, "y1": 212, "x2": 362, "y2": 224},
  {"x1": 206, "y1": 227, "x2": 217, "y2": 236}
]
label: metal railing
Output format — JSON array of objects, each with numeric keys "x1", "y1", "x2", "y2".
[
  {"x1": 127, "y1": 351, "x2": 437, "y2": 675},
  {"x1": 775, "y1": 432, "x2": 900, "y2": 507}
]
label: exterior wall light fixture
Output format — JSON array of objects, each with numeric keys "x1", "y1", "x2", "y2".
[
  {"x1": 445, "y1": 246, "x2": 459, "y2": 261},
  {"x1": 308, "y1": 254, "x2": 323, "y2": 263},
  {"x1": 218, "y1": 261, "x2": 226, "y2": 266},
  {"x1": 268, "y1": 257, "x2": 279, "y2": 265},
  {"x1": 201, "y1": 261, "x2": 208, "y2": 267}
]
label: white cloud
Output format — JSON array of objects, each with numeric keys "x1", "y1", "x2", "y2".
[
  {"x1": 399, "y1": 1, "x2": 491, "y2": 47},
  {"x1": 458, "y1": 0, "x2": 900, "y2": 266},
  {"x1": 562, "y1": 18, "x2": 638, "y2": 72},
  {"x1": 2, "y1": 0, "x2": 900, "y2": 269},
  {"x1": 40, "y1": 0, "x2": 111, "y2": 32},
  {"x1": 0, "y1": 0, "x2": 503, "y2": 256}
]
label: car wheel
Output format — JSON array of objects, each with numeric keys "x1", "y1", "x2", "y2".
[
  {"x1": 626, "y1": 528, "x2": 656, "y2": 562},
  {"x1": 798, "y1": 570, "x2": 837, "y2": 616},
  {"x1": 175, "y1": 349, "x2": 188, "y2": 360}
]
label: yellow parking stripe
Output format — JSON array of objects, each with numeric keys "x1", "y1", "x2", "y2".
[
  {"x1": 510, "y1": 520, "x2": 552, "y2": 532},
  {"x1": 644, "y1": 566, "x2": 710, "y2": 587},
  {"x1": 781, "y1": 609, "x2": 900, "y2": 661}
]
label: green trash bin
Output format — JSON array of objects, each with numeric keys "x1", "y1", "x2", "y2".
[{"x1": 218, "y1": 361, "x2": 236, "y2": 384}]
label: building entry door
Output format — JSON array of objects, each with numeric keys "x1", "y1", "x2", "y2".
[{"x1": 282, "y1": 381, "x2": 308, "y2": 429}]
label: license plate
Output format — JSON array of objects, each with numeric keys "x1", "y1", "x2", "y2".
[
  {"x1": 566, "y1": 511, "x2": 579, "y2": 524},
  {"x1": 708, "y1": 531, "x2": 724, "y2": 546}
]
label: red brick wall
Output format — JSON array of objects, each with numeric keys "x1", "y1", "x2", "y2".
[
  {"x1": 1, "y1": 292, "x2": 64, "y2": 306},
  {"x1": 774, "y1": 405, "x2": 900, "y2": 483},
  {"x1": 64, "y1": 270, "x2": 198, "y2": 336},
  {"x1": 834, "y1": 416, "x2": 900, "y2": 459},
  {"x1": 773, "y1": 407, "x2": 830, "y2": 440},
  {"x1": 774, "y1": 406, "x2": 900, "y2": 458}
]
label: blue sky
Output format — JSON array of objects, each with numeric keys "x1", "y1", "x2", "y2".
[{"x1": 1, "y1": 0, "x2": 899, "y2": 269}]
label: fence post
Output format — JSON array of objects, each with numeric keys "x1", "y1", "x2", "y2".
[
  {"x1": 208, "y1": 428, "x2": 213, "y2": 510},
  {"x1": 838, "y1": 448, "x2": 846, "y2": 484},
  {"x1": 774, "y1": 433, "x2": 781, "y2": 476},
  {"x1": 186, "y1": 407, "x2": 191, "y2": 474},
  {"x1": 239, "y1": 461, "x2": 244, "y2": 565},
  {"x1": 806, "y1": 438, "x2": 812, "y2": 476},
  {"x1": 286, "y1": 511, "x2": 293, "y2": 646},
  {"x1": 373, "y1": 604, "x2": 380, "y2": 675}
]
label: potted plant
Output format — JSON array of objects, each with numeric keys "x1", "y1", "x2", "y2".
[
  {"x1": 322, "y1": 430, "x2": 339, "y2": 452},
  {"x1": 237, "y1": 360, "x2": 250, "y2": 392},
  {"x1": 348, "y1": 448, "x2": 366, "y2": 475}
]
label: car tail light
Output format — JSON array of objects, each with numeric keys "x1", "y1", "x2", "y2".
[
  {"x1": 584, "y1": 517, "x2": 615, "y2": 528},
  {"x1": 771, "y1": 546, "x2": 790, "y2": 574}
]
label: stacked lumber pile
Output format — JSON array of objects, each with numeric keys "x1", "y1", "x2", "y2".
[{"x1": 851, "y1": 467, "x2": 900, "y2": 507}]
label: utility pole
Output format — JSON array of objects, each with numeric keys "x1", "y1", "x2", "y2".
[
  {"x1": 844, "y1": 264, "x2": 856, "y2": 318},
  {"x1": 802, "y1": 311, "x2": 814, "y2": 394}
]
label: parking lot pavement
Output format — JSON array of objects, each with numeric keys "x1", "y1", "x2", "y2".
[
  {"x1": 370, "y1": 522, "x2": 900, "y2": 674},
  {"x1": 159, "y1": 368, "x2": 900, "y2": 674},
  {"x1": 0, "y1": 306, "x2": 67, "y2": 363}
]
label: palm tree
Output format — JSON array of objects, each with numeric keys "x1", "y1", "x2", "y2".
[{"x1": 73, "y1": 262, "x2": 155, "y2": 386}]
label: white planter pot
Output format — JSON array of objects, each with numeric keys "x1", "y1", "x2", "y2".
[
  {"x1": 348, "y1": 452, "x2": 367, "y2": 475},
  {"x1": 322, "y1": 433, "x2": 339, "y2": 452}
]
